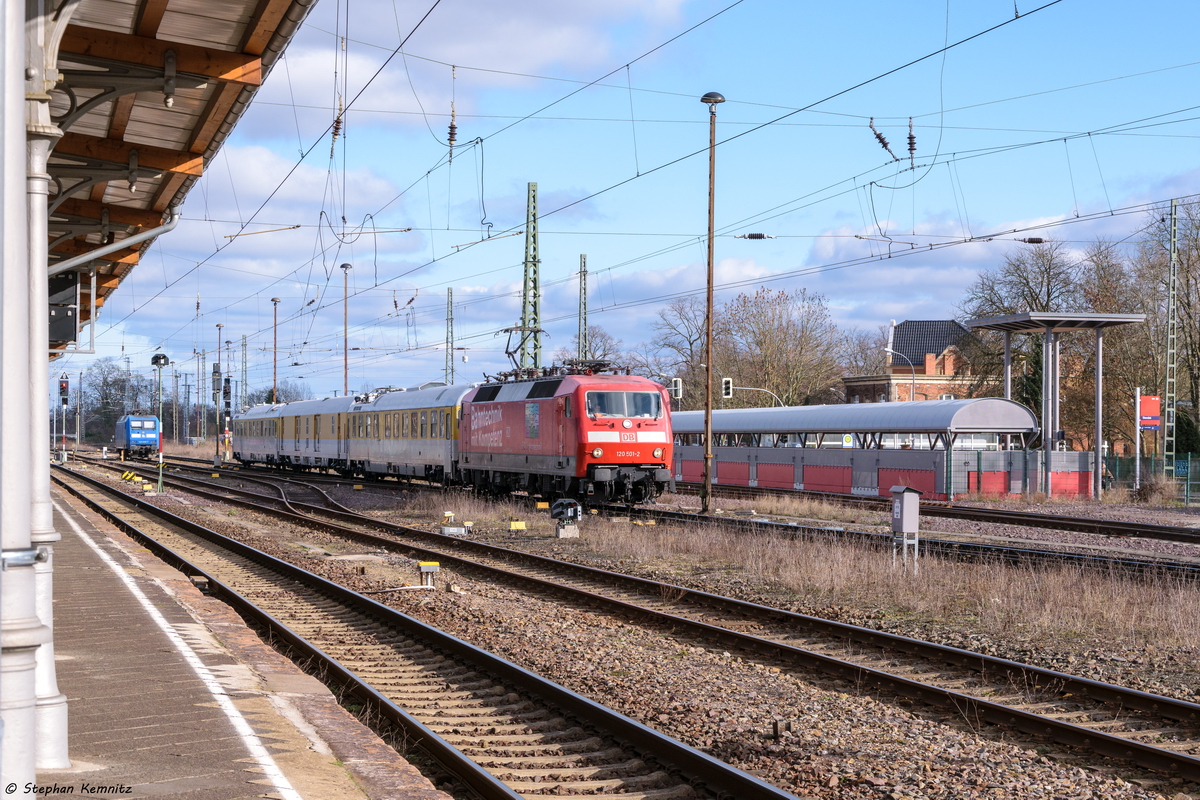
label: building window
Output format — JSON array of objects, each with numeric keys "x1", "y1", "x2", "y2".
[{"x1": 939, "y1": 393, "x2": 955, "y2": 400}]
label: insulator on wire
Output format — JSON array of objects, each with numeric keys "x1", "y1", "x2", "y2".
[
  {"x1": 869, "y1": 117, "x2": 898, "y2": 162},
  {"x1": 907, "y1": 117, "x2": 916, "y2": 169},
  {"x1": 735, "y1": 233, "x2": 776, "y2": 239}
]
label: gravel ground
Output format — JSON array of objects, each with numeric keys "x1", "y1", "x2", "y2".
[{"x1": 114, "y1": 471, "x2": 1200, "y2": 800}]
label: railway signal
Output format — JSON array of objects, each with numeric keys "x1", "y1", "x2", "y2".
[
  {"x1": 669, "y1": 378, "x2": 682, "y2": 399},
  {"x1": 721, "y1": 377, "x2": 733, "y2": 399},
  {"x1": 58, "y1": 377, "x2": 69, "y2": 406}
]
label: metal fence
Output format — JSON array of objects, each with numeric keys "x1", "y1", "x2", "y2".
[{"x1": 1103, "y1": 455, "x2": 1196, "y2": 503}]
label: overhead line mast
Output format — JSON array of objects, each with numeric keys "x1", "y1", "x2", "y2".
[
  {"x1": 445, "y1": 288, "x2": 454, "y2": 384},
  {"x1": 1165, "y1": 198, "x2": 1179, "y2": 477},
  {"x1": 578, "y1": 254, "x2": 588, "y2": 360},
  {"x1": 519, "y1": 182, "x2": 541, "y2": 371}
]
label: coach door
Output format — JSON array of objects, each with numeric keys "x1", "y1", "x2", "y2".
[{"x1": 313, "y1": 415, "x2": 320, "y2": 452}]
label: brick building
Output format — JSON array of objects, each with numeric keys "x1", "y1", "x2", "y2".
[{"x1": 842, "y1": 320, "x2": 986, "y2": 403}]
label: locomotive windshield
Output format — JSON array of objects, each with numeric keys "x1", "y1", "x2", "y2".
[{"x1": 586, "y1": 391, "x2": 663, "y2": 419}]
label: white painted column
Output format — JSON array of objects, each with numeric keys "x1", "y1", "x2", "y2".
[
  {"x1": 1094, "y1": 327, "x2": 1104, "y2": 500},
  {"x1": 25, "y1": 0, "x2": 72, "y2": 769},
  {"x1": 1, "y1": 0, "x2": 52, "y2": 784},
  {"x1": 1042, "y1": 326, "x2": 1052, "y2": 496}
]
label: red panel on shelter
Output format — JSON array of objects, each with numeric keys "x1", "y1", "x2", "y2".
[
  {"x1": 978, "y1": 471, "x2": 1009, "y2": 495},
  {"x1": 717, "y1": 461, "x2": 750, "y2": 486},
  {"x1": 1051, "y1": 470, "x2": 1092, "y2": 497},
  {"x1": 681, "y1": 459, "x2": 703, "y2": 482},
  {"x1": 878, "y1": 469, "x2": 936, "y2": 497},
  {"x1": 757, "y1": 462, "x2": 795, "y2": 489},
  {"x1": 803, "y1": 465, "x2": 851, "y2": 493}
]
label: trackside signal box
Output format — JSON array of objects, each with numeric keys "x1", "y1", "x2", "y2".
[
  {"x1": 891, "y1": 485, "x2": 921, "y2": 573},
  {"x1": 890, "y1": 485, "x2": 921, "y2": 533}
]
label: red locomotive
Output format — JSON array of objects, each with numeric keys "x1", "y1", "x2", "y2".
[{"x1": 459, "y1": 372, "x2": 673, "y2": 504}]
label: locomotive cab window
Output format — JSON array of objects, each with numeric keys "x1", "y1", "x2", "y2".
[{"x1": 585, "y1": 391, "x2": 662, "y2": 419}]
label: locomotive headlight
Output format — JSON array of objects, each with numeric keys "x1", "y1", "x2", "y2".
[
  {"x1": 653, "y1": 448, "x2": 663, "y2": 459},
  {"x1": 592, "y1": 448, "x2": 603, "y2": 458},
  {"x1": 622, "y1": 419, "x2": 633, "y2": 429}
]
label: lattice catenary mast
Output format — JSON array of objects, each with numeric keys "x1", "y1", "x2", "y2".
[
  {"x1": 578, "y1": 254, "x2": 588, "y2": 360},
  {"x1": 1165, "y1": 198, "x2": 1179, "y2": 476},
  {"x1": 518, "y1": 182, "x2": 541, "y2": 370},
  {"x1": 445, "y1": 289, "x2": 454, "y2": 385}
]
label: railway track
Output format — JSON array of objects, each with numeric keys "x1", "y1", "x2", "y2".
[
  {"x1": 673, "y1": 481, "x2": 1200, "y2": 545},
  {"x1": 90, "y1": 453, "x2": 1200, "y2": 583},
  {"x1": 52, "y1": 466, "x2": 794, "y2": 800},
  {"x1": 148, "y1": 452, "x2": 1200, "y2": 547},
  {"x1": 56, "y1": 462, "x2": 1200, "y2": 784},
  {"x1": 616, "y1": 506, "x2": 1200, "y2": 582}
]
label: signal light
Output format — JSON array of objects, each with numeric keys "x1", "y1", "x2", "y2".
[
  {"x1": 721, "y1": 377, "x2": 733, "y2": 399},
  {"x1": 669, "y1": 378, "x2": 682, "y2": 399}
]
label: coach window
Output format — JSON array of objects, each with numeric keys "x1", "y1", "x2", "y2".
[
  {"x1": 400, "y1": 413, "x2": 408, "y2": 438},
  {"x1": 374, "y1": 414, "x2": 380, "y2": 439},
  {"x1": 445, "y1": 410, "x2": 453, "y2": 439},
  {"x1": 384, "y1": 414, "x2": 391, "y2": 438},
  {"x1": 420, "y1": 410, "x2": 428, "y2": 438}
]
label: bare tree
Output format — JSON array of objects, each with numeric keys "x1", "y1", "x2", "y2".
[
  {"x1": 721, "y1": 288, "x2": 842, "y2": 406},
  {"x1": 552, "y1": 325, "x2": 624, "y2": 365},
  {"x1": 840, "y1": 325, "x2": 889, "y2": 376}
]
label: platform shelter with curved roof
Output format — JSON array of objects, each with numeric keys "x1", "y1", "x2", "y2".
[{"x1": 672, "y1": 398, "x2": 1039, "y2": 450}]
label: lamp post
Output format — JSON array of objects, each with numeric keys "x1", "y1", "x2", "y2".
[
  {"x1": 341, "y1": 263, "x2": 351, "y2": 396},
  {"x1": 700, "y1": 91, "x2": 724, "y2": 515},
  {"x1": 271, "y1": 297, "x2": 281, "y2": 403},
  {"x1": 152, "y1": 353, "x2": 169, "y2": 492},
  {"x1": 885, "y1": 347, "x2": 917, "y2": 401}
]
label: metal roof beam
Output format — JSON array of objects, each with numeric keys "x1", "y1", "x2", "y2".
[
  {"x1": 50, "y1": 198, "x2": 163, "y2": 229},
  {"x1": 49, "y1": 239, "x2": 141, "y2": 265},
  {"x1": 59, "y1": 25, "x2": 262, "y2": 86},
  {"x1": 55, "y1": 133, "x2": 203, "y2": 176}
]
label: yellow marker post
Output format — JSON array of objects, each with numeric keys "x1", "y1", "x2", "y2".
[{"x1": 508, "y1": 521, "x2": 526, "y2": 531}]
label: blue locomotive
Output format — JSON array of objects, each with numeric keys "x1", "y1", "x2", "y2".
[{"x1": 115, "y1": 415, "x2": 160, "y2": 459}]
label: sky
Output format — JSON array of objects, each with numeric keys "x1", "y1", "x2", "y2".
[{"x1": 55, "y1": 0, "x2": 1200, "y2": 403}]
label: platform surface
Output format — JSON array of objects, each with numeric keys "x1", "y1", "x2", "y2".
[{"x1": 35, "y1": 485, "x2": 452, "y2": 800}]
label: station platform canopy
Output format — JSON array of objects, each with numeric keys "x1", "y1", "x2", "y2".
[
  {"x1": 44, "y1": 0, "x2": 312, "y2": 356},
  {"x1": 964, "y1": 312, "x2": 1145, "y2": 334},
  {"x1": 671, "y1": 398, "x2": 1039, "y2": 436}
]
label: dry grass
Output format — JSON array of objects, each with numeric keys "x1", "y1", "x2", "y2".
[
  {"x1": 662, "y1": 492, "x2": 882, "y2": 526},
  {"x1": 585, "y1": 518, "x2": 1200, "y2": 649},
  {"x1": 163, "y1": 441, "x2": 222, "y2": 460}
]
